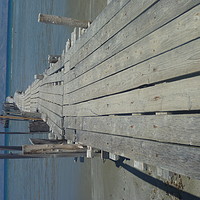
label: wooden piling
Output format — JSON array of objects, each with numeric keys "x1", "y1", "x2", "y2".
[
  {"x1": 0, "y1": 132, "x2": 49, "y2": 135},
  {"x1": 29, "y1": 121, "x2": 49, "y2": 132},
  {"x1": 38, "y1": 13, "x2": 90, "y2": 28},
  {"x1": 0, "y1": 145, "x2": 22, "y2": 151},
  {"x1": 22, "y1": 144, "x2": 87, "y2": 154},
  {"x1": 48, "y1": 55, "x2": 60, "y2": 64},
  {"x1": 0, "y1": 115, "x2": 42, "y2": 121}
]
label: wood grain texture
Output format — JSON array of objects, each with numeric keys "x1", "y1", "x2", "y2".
[
  {"x1": 41, "y1": 71, "x2": 63, "y2": 86},
  {"x1": 46, "y1": 117, "x2": 64, "y2": 138},
  {"x1": 64, "y1": 128, "x2": 76, "y2": 142},
  {"x1": 39, "y1": 104, "x2": 63, "y2": 128},
  {"x1": 39, "y1": 85, "x2": 63, "y2": 95},
  {"x1": 45, "y1": 59, "x2": 63, "y2": 76},
  {"x1": 63, "y1": 76, "x2": 200, "y2": 116},
  {"x1": 39, "y1": 98, "x2": 63, "y2": 117},
  {"x1": 64, "y1": 114, "x2": 200, "y2": 146},
  {"x1": 69, "y1": 0, "x2": 158, "y2": 69},
  {"x1": 66, "y1": 0, "x2": 130, "y2": 63},
  {"x1": 76, "y1": 130, "x2": 200, "y2": 179},
  {"x1": 39, "y1": 92, "x2": 63, "y2": 106},
  {"x1": 64, "y1": 39, "x2": 200, "y2": 104},
  {"x1": 64, "y1": 3, "x2": 200, "y2": 84}
]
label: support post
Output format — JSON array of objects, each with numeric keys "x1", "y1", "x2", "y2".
[
  {"x1": 48, "y1": 55, "x2": 60, "y2": 64},
  {"x1": 22, "y1": 144, "x2": 87, "y2": 154},
  {"x1": 0, "y1": 115, "x2": 42, "y2": 121},
  {"x1": 0, "y1": 132, "x2": 49, "y2": 135},
  {"x1": 38, "y1": 13, "x2": 90, "y2": 28},
  {"x1": 0, "y1": 146, "x2": 22, "y2": 151}
]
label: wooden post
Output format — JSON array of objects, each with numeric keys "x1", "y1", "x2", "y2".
[
  {"x1": 0, "y1": 153, "x2": 38, "y2": 159},
  {"x1": 34, "y1": 74, "x2": 44, "y2": 80},
  {"x1": 21, "y1": 111, "x2": 41, "y2": 118},
  {"x1": 48, "y1": 55, "x2": 60, "y2": 64},
  {"x1": 0, "y1": 132, "x2": 49, "y2": 135},
  {"x1": 0, "y1": 115, "x2": 42, "y2": 121},
  {"x1": 29, "y1": 138, "x2": 66, "y2": 145},
  {"x1": 23, "y1": 144, "x2": 87, "y2": 154},
  {"x1": 0, "y1": 145, "x2": 22, "y2": 151},
  {"x1": 0, "y1": 152, "x2": 87, "y2": 159},
  {"x1": 38, "y1": 13, "x2": 90, "y2": 28},
  {"x1": 29, "y1": 121, "x2": 49, "y2": 132}
]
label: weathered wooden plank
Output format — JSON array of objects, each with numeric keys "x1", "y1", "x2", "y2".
[
  {"x1": 66, "y1": 0, "x2": 130, "y2": 61},
  {"x1": 61, "y1": 0, "x2": 131, "y2": 72},
  {"x1": 45, "y1": 58, "x2": 64, "y2": 76},
  {"x1": 24, "y1": 86, "x2": 31, "y2": 94},
  {"x1": 38, "y1": 13, "x2": 90, "y2": 28},
  {"x1": 64, "y1": 128, "x2": 76, "y2": 142},
  {"x1": 30, "y1": 79, "x2": 40, "y2": 91},
  {"x1": 69, "y1": 0, "x2": 158, "y2": 69},
  {"x1": 23, "y1": 144, "x2": 86, "y2": 154},
  {"x1": 41, "y1": 71, "x2": 63, "y2": 86},
  {"x1": 63, "y1": 76, "x2": 200, "y2": 116},
  {"x1": 38, "y1": 104, "x2": 63, "y2": 128},
  {"x1": 76, "y1": 130, "x2": 200, "y2": 180},
  {"x1": 64, "y1": 39, "x2": 200, "y2": 104},
  {"x1": 46, "y1": 117, "x2": 64, "y2": 138},
  {"x1": 64, "y1": 4, "x2": 200, "y2": 83},
  {"x1": 64, "y1": 114, "x2": 200, "y2": 146},
  {"x1": 39, "y1": 98, "x2": 63, "y2": 117},
  {"x1": 39, "y1": 92, "x2": 63, "y2": 106},
  {"x1": 39, "y1": 85, "x2": 63, "y2": 95}
]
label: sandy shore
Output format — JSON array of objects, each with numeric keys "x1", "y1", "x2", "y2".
[{"x1": 91, "y1": 157, "x2": 200, "y2": 200}]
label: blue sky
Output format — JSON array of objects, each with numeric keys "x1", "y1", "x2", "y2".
[{"x1": 0, "y1": 0, "x2": 9, "y2": 200}]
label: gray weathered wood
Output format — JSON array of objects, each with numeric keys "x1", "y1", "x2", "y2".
[
  {"x1": 67, "y1": 0, "x2": 130, "y2": 62},
  {"x1": 64, "y1": 4, "x2": 200, "y2": 84},
  {"x1": 23, "y1": 144, "x2": 86, "y2": 154},
  {"x1": 48, "y1": 55, "x2": 60, "y2": 63},
  {"x1": 46, "y1": 117, "x2": 64, "y2": 138},
  {"x1": 63, "y1": 76, "x2": 200, "y2": 116},
  {"x1": 41, "y1": 71, "x2": 63, "y2": 86},
  {"x1": 38, "y1": 13, "x2": 90, "y2": 28},
  {"x1": 39, "y1": 98, "x2": 63, "y2": 117},
  {"x1": 64, "y1": 114, "x2": 200, "y2": 146},
  {"x1": 39, "y1": 85, "x2": 63, "y2": 95},
  {"x1": 76, "y1": 130, "x2": 200, "y2": 180},
  {"x1": 64, "y1": 128, "x2": 76, "y2": 142},
  {"x1": 69, "y1": 0, "x2": 158, "y2": 69},
  {"x1": 39, "y1": 104, "x2": 63, "y2": 128},
  {"x1": 0, "y1": 152, "x2": 86, "y2": 159},
  {"x1": 29, "y1": 138, "x2": 66, "y2": 145},
  {"x1": 45, "y1": 60, "x2": 64, "y2": 76},
  {"x1": 64, "y1": 39, "x2": 200, "y2": 104},
  {"x1": 39, "y1": 92, "x2": 63, "y2": 106}
]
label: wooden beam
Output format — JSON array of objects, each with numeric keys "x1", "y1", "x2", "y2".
[
  {"x1": 0, "y1": 152, "x2": 86, "y2": 159},
  {"x1": 0, "y1": 132, "x2": 49, "y2": 135},
  {"x1": 64, "y1": 38, "x2": 200, "y2": 101},
  {"x1": 29, "y1": 138, "x2": 66, "y2": 145},
  {"x1": 48, "y1": 55, "x2": 60, "y2": 64},
  {"x1": 0, "y1": 146, "x2": 22, "y2": 151},
  {"x1": 38, "y1": 13, "x2": 90, "y2": 28},
  {"x1": 76, "y1": 130, "x2": 200, "y2": 180},
  {"x1": 0, "y1": 115, "x2": 42, "y2": 121},
  {"x1": 64, "y1": 114, "x2": 200, "y2": 146},
  {"x1": 67, "y1": 0, "x2": 130, "y2": 64},
  {"x1": 22, "y1": 144, "x2": 86, "y2": 154},
  {"x1": 63, "y1": 76, "x2": 200, "y2": 116},
  {"x1": 65, "y1": 3, "x2": 200, "y2": 84}
]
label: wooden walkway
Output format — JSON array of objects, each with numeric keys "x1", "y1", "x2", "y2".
[{"x1": 14, "y1": 0, "x2": 200, "y2": 180}]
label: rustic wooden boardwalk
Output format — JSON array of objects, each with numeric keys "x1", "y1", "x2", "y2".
[{"x1": 14, "y1": 0, "x2": 200, "y2": 180}]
